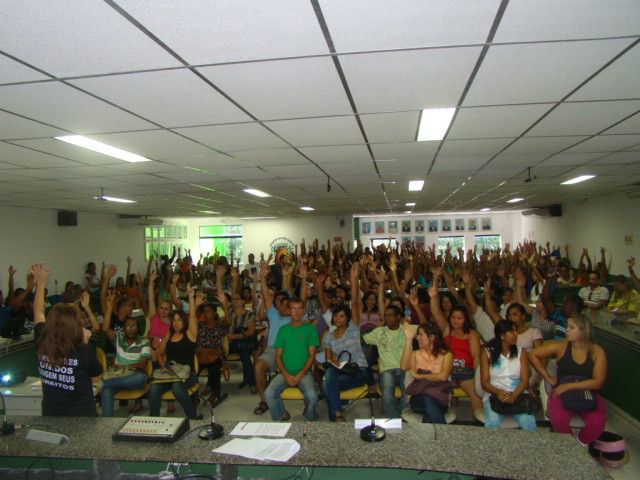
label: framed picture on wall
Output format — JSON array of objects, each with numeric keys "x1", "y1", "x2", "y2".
[
  {"x1": 414, "y1": 235, "x2": 425, "y2": 246},
  {"x1": 388, "y1": 220, "x2": 398, "y2": 234},
  {"x1": 442, "y1": 219, "x2": 452, "y2": 232},
  {"x1": 428, "y1": 220, "x2": 438, "y2": 232},
  {"x1": 401, "y1": 235, "x2": 412, "y2": 245},
  {"x1": 481, "y1": 218, "x2": 492, "y2": 231},
  {"x1": 455, "y1": 219, "x2": 465, "y2": 232},
  {"x1": 415, "y1": 219, "x2": 425, "y2": 232},
  {"x1": 362, "y1": 221, "x2": 371, "y2": 234},
  {"x1": 402, "y1": 220, "x2": 411, "y2": 233},
  {"x1": 375, "y1": 221, "x2": 385, "y2": 234},
  {"x1": 468, "y1": 218, "x2": 478, "y2": 231}
]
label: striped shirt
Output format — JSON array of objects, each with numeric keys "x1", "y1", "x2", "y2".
[{"x1": 113, "y1": 332, "x2": 151, "y2": 366}]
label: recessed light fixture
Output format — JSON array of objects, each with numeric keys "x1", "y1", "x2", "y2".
[
  {"x1": 198, "y1": 210, "x2": 220, "y2": 214},
  {"x1": 404, "y1": 211, "x2": 412, "y2": 214},
  {"x1": 561, "y1": 175, "x2": 595, "y2": 185},
  {"x1": 300, "y1": 206, "x2": 315, "y2": 211},
  {"x1": 242, "y1": 216, "x2": 277, "y2": 220},
  {"x1": 406, "y1": 202, "x2": 416, "y2": 207},
  {"x1": 55, "y1": 135, "x2": 150, "y2": 162},
  {"x1": 409, "y1": 180, "x2": 424, "y2": 191},
  {"x1": 480, "y1": 208, "x2": 491, "y2": 212},
  {"x1": 507, "y1": 198, "x2": 524, "y2": 203},
  {"x1": 417, "y1": 108, "x2": 456, "y2": 141},
  {"x1": 94, "y1": 195, "x2": 136, "y2": 203},
  {"x1": 243, "y1": 188, "x2": 272, "y2": 198}
]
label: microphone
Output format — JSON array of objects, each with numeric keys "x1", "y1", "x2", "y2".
[
  {"x1": 163, "y1": 362, "x2": 224, "y2": 440},
  {"x1": 359, "y1": 396, "x2": 386, "y2": 442},
  {"x1": 0, "y1": 392, "x2": 16, "y2": 437}
]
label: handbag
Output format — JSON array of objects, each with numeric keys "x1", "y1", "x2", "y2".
[
  {"x1": 558, "y1": 375, "x2": 598, "y2": 411},
  {"x1": 489, "y1": 393, "x2": 540, "y2": 415},
  {"x1": 152, "y1": 360, "x2": 190, "y2": 382},
  {"x1": 196, "y1": 348, "x2": 219, "y2": 365},
  {"x1": 102, "y1": 365, "x2": 138, "y2": 380},
  {"x1": 450, "y1": 366, "x2": 474, "y2": 381},
  {"x1": 322, "y1": 350, "x2": 360, "y2": 377},
  {"x1": 405, "y1": 370, "x2": 457, "y2": 406}
]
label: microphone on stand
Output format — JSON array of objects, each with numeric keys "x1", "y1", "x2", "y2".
[
  {"x1": 164, "y1": 362, "x2": 224, "y2": 440},
  {"x1": 0, "y1": 392, "x2": 16, "y2": 437},
  {"x1": 359, "y1": 396, "x2": 386, "y2": 442}
]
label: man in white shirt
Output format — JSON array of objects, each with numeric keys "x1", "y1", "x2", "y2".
[{"x1": 579, "y1": 271, "x2": 610, "y2": 310}]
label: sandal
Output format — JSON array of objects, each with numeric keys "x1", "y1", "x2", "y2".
[
  {"x1": 254, "y1": 401, "x2": 269, "y2": 415},
  {"x1": 335, "y1": 413, "x2": 346, "y2": 423},
  {"x1": 282, "y1": 411, "x2": 291, "y2": 422}
]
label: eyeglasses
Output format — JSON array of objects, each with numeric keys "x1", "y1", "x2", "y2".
[{"x1": 124, "y1": 325, "x2": 138, "y2": 330}]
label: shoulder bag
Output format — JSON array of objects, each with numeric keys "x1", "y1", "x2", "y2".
[{"x1": 558, "y1": 375, "x2": 598, "y2": 411}]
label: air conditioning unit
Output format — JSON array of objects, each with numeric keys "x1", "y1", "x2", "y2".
[
  {"x1": 117, "y1": 217, "x2": 164, "y2": 228},
  {"x1": 521, "y1": 204, "x2": 562, "y2": 218}
]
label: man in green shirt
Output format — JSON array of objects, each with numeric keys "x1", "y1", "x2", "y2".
[{"x1": 265, "y1": 297, "x2": 319, "y2": 421}]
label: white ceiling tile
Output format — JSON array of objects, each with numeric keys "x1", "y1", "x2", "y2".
[
  {"x1": 262, "y1": 165, "x2": 324, "y2": 179},
  {"x1": 100, "y1": 161, "x2": 186, "y2": 175},
  {"x1": 116, "y1": 0, "x2": 329, "y2": 64},
  {"x1": 488, "y1": 154, "x2": 547, "y2": 169},
  {"x1": 198, "y1": 57, "x2": 352, "y2": 120},
  {"x1": 320, "y1": 0, "x2": 502, "y2": 52},
  {"x1": 265, "y1": 116, "x2": 363, "y2": 147},
  {"x1": 377, "y1": 159, "x2": 428, "y2": 175},
  {"x1": 449, "y1": 104, "x2": 551, "y2": 139},
  {"x1": 340, "y1": 48, "x2": 482, "y2": 112},
  {"x1": 175, "y1": 123, "x2": 289, "y2": 152},
  {"x1": 0, "y1": 110, "x2": 68, "y2": 141},
  {"x1": 432, "y1": 157, "x2": 489, "y2": 173},
  {"x1": 464, "y1": 40, "x2": 633, "y2": 106},
  {"x1": 69, "y1": 70, "x2": 252, "y2": 128},
  {"x1": 526, "y1": 101, "x2": 640, "y2": 137},
  {"x1": 539, "y1": 153, "x2": 604, "y2": 167},
  {"x1": 602, "y1": 112, "x2": 640, "y2": 135},
  {"x1": 214, "y1": 168, "x2": 276, "y2": 182},
  {"x1": 502, "y1": 136, "x2": 589, "y2": 155},
  {"x1": 439, "y1": 138, "x2": 514, "y2": 157},
  {"x1": 0, "y1": 0, "x2": 181, "y2": 77},
  {"x1": 371, "y1": 142, "x2": 439, "y2": 160},
  {"x1": 592, "y1": 152, "x2": 640, "y2": 165},
  {"x1": 59, "y1": 177, "x2": 138, "y2": 189},
  {"x1": 360, "y1": 112, "x2": 420, "y2": 144},
  {"x1": 0, "y1": 55, "x2": 50, "y2": 84},
  {"x1": 232, "y1": 149, "x2": 308, "y2": 167},
  {"x1": 563, "y1": 135, "x2": 640, "y2": 154},
  {"x1": 493, "y1": 0, "x2": 640, "y2": 42},
  {"x1": 0, "y1": 82, "x2": 155, "y2": 134},
  {"x1": 0, "y1": 168, "x2": 82, "y2": 180},
  {"x1": 0, "y1": 142, "x2": 80, "y2": 168},
  {"x1": 299, "y1": 145, "x2": 372, "y2": 164},
  {"x1": 321, "y1": 162, "x2": 378, "y2": 177},
  {"x1": 11, "y1": 138, "x2": 133, "y2": 167},
  {"x1": 569, "y1": 44, "x2": 640, "y2": 102}
]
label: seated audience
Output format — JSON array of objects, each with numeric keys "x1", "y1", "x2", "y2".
[
  {"x1": 480, "y1": 320, "x2": 536, "y2": 431},
  {"x1": 529, "y1": 314, "x2": 607, "y2": 446},
  {"x1": 604, "y1": 275, "x2": 640, "y2": 316},
  {"x1": 578, "y1": 271, "x2": 610, "y2": 310},
  {"x1": 197, "y1": 294, "x2": 228, "y2": 406}
]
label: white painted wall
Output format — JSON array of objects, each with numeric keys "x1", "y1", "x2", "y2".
[
  {"x1": 521, "y1": 192, "x2": 640, "y2": 275},
  {"x1": 0, "y1": 206, "x2": 145, "y2": 293},
  {"x1": 162, "y1": 215, "x2": 353, "y2": 263}
]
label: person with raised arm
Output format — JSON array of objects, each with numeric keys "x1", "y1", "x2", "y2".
[
  {"x1": 100, "y1": 290, "x2": 150, "y2": 416},
  {"x1": 541, "y1": 268, "x2": 584, "y2": 340},
  {"x1": 31, "y1": 262, "x2": 102, "y2": 417},
  {"x1": 148, "y1": 286, "x2": 204, "y2": 420},
  {"x1": 197, "y1": 290, "x2": 229, "y2": 406},
  {"x1": 147, "y1": 270, "x2": 175, "y2": 365}
]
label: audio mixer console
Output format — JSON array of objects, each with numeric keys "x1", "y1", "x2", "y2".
[{"x1": 113, "y1": 415, "x2": 190, "y2": 443}]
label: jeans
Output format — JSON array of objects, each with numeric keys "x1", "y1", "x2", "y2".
[
  {"x1": 230, "y1": 341, "x2": 255, "y2": 387},
  {"x1": 149, "y1": 372, "x2": 198, "y2": 419},
  {"x1": 265, "y1": 371, "x2": 318, "y2": 421},
  {"x1": 483, "y1": 399, "x2": 537, "y2": 431},
  {"x1": 379, "y1": 368, "x2": 406, "y2": 419},
  {"x1": 199, "y1": 358, "x2": 222, "y2": 397},
  {"x1": 101, "y1": 372, "x2": 146, "y2": 417},
  {"x1": 409, "y1": 394, "x2": 447, "y2": 424},
  {"x1": 322, "y1": 367, "x2": 367, "y2": 421}
]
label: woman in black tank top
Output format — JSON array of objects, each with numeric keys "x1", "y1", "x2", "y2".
[
  {"x1": 530, "y1": 314, "x2": 607, "y2": 446},
  {"x1": 148, "y1": 286, "x2": 204, "y2": 420}
]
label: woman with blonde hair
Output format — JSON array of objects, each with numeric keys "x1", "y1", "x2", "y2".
[{"x1": 31, "y1": 262, "x2": 102, "y2": 416}]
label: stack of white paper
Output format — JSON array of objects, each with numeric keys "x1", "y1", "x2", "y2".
[
  {"x1": 230, "y1": 422, "x2": 291, "y2": 437},
  {"x1": 213, "y1": 438, "x2": 300, "y2": 462}
]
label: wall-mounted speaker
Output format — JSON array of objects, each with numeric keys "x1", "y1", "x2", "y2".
[{"x1": 58, "y1": 210, "x2": 78, "y2": 226}]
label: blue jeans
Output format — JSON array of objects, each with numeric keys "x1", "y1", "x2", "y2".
[
  {"x1": 322, "y1": 367, "x2": 367, "y2": 421},
  {"x1": 265, "y1": 371, "x2": 318, "y2": 421},
  {"x1": 148, "y1": 372, "x2": 198, "y2": 419},
  {"x1": 379, "y1": 368, "x2": 406, "y2": 419},
  {"x1": 483, "y1": 399, "x2": 537, "y2": 431},
  {"x1": 101, "y1": 372, "x2": 146, "y2": 417},
  {"x1": 409, "y1": 394, "x2": 447, "y2": 424},
  {"x1": 230, "y1": 341, "x2": 255, "y2": 387}
]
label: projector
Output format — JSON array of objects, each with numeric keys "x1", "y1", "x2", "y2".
[{"x1": 0, "y1": 371, "x2": 27, "y2": 388}]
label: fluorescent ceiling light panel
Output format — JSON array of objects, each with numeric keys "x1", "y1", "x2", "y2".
[
  {"x1": 417, "y1": 108, "x2": 456, "y2": 141},
  {"x1": 243, "y1": 188, "x2": 272, "y2": 197},
  {"x1": 94, "y1": 196, "x2": 136, "y2": 203},
  {"x1": 55, "y1": 135, "x2": 150, "y2": 163},
  {"x1": 300, "y1": 206, "x2": 315, "y2": 211},
  {"x1": 507, "y1": 198, "x2": 524, "y2": 203},
  {"x1": 561, "y1": 175, "x2": 595, "y2": 185},
  {"x1": 480, "y1": 208, "x2": 491, "y2": 211},
  {"x1": 408, "y1": 180, "x2": 424, "y2": 191},
  {"x1": 242, "y1": 216, "x2": 277, "y2": 220},
  {"x1": 406, "y1": 202, "x2": 416, "y2": 206}
]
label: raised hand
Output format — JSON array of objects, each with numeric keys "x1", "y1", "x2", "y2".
[
  {"x1": 401, "y1": 322, "x2": 415, "y2": 340},
  {"x1": 27, "y1": 262, "x2": 51, "y2": 285},
  {"x1": 106, "y1": 264, "x2": 117, "y2": 278},
  {"x1": 628, "y1": 257, "x2": 636, "y2": 269},
  {"x1": 80, "y1": 291, "x2": 91, "y2": 311},
  {"x1": 408, "y1": 286, "x2": 420, "y2": 308},
  {"x1": 8, "y1": 265, "x2": 17, "y2": 276}
]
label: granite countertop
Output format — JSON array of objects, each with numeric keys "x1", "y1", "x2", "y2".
[
  {"x1": 589, "y1": 310, "x2": 640, "y2": 352},
  {"x1": 0, "y1": 416, "x2": 611, "y2": 480}
]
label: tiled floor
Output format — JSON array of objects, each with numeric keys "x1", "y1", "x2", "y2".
[{"x1": 102, "y1": 363, "x2": 639, "y2": 479}]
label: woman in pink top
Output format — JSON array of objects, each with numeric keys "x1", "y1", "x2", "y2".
[
  {"x1": 400, "y1": 322, "x2": 453, "y2": 424},
  {"x1": 147, "y1": 270, "x2": 173, "y2": 364}
]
